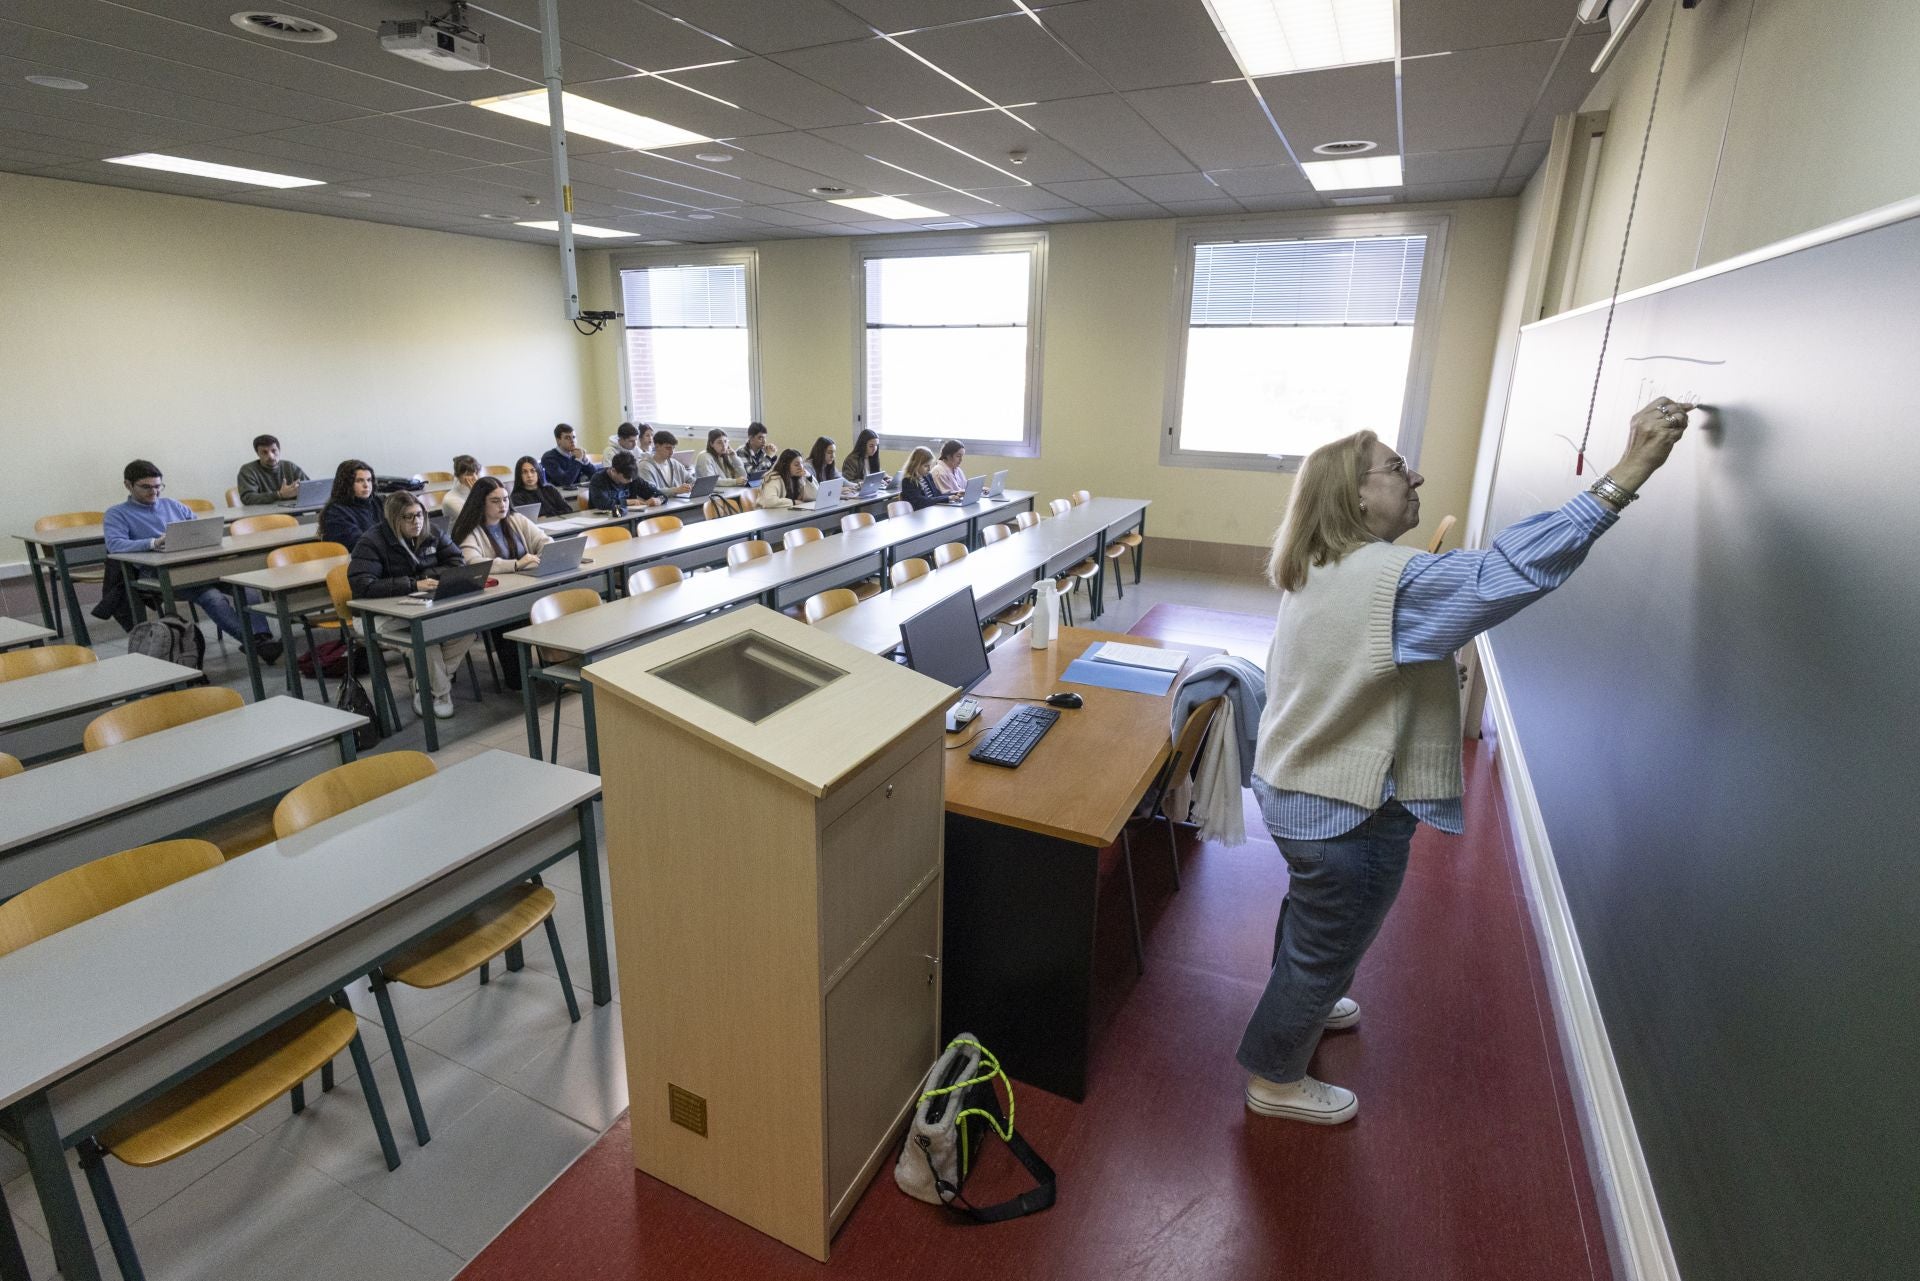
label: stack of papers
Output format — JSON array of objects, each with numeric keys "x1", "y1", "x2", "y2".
[{"x1": 1059, "y1": 641, "x2": 1188, "y2": 696}]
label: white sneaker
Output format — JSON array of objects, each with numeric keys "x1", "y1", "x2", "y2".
[
  {"x1": 432, "y1": 695, "x2": 455, "y2": 720},
  {"x1": 1325, "y1": 996, "x2": 1360, "y2": 1030},
  {"x1": 411, "y1": 692, "x2": 425, "y2": 718},
  {"x1": 1245, "y1": 1074, "x2": 1358, "y2": 1125}
]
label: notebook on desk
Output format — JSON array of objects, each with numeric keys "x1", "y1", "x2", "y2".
[{"x1": 1086, "y1": 641, "x2": 1187, "y2": 674}]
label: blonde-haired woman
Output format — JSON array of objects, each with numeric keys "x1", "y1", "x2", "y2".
[
  {"x1": 896, "y1": 446, "x2": 949, "y2": 510},
  {"x1": 1239, "y1": 397, "x2": 1693, "y2": 1126}
]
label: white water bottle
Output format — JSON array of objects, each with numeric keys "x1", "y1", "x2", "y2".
[{"x1": 1030, "y1": 585, "x2": 1056, "y2": 649}]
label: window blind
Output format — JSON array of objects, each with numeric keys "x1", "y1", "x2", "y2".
[
  {"x1": 862, "y1": 249, "x2": 1035, "y2": 444},
  {"x1": 1189, "y1": 235, "x2": 1426, "y2": 327},
  {"x1": 620, "y1": 263, "x2": 751, "y2": 428}
]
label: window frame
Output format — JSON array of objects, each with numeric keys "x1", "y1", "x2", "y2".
[
  {"x1": 1160, "y1": 211, "x2": 1452, "y2": 474},
  {"x1": 851, "y1": 230, "x2": 1048, "y2": 460},
  {"x1": 608, "y1": 246, "x2": 761, "y2": 433}
]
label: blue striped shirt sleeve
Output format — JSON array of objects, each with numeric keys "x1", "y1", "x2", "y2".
[{"x1": 1392, "y1": 492, "x2": 1618, "y2": 664}]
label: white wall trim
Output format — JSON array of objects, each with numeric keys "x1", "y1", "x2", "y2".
[{"x1": 1477, "y1": 636, "x2": 1682, "y2": 1281}]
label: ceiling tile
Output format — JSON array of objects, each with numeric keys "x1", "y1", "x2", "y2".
[
  {"x1": 1233, "y1": 191, "x2": 1323, "y2": 212},
  {"x1": 1404, "y1": 144, "x2": 1516, "y2": 186},
  {"x1": 1041, "y1": 0, "x2": 1239, "y2": 91},
  {"x1": 1494, "y1": 174, "x2": 1530, "y2": 197},
  {"x1": 1159, "y1": 197, "x2": 1244, "y2": 215},
  {"x1": 655, "y1": 58, "x2": 872, "y2": 130},
  {"x1": 1085, "y1": 203, "x2": 1165, "y2": 221},
  {"x1": 576, "y1": 73, "x2": 794, "y2": 140},
  {"x1": 361, "y1": 110, "x2": 548, "y2": 165},
  {"x1": 1253, "y1": 61, "x2": 1398, "y2": 155},
  {"x1": 1404, "y1": 179, "x2": 1500, "y2": 202},
  {"x1": 239, "y1": 121, "x2": 504, "y2": 175},
  {"x1": 0, "y1": 64, "x2": 307, "y2": 136},
  {"x1": 1043, "y1": 177, "x2": 1136, "y2": 205},
  {"x1": 471, "y1": 0, "x2": 738, "y2": 73},
  {"x1": 737, "y1": 129, "x2": 945, "y2": 193},
  {"x1": 643, "y1": 0, "x2": 876, "y2": 55},
  {"x1": 1505, "y1": 140, "x2": 1550, "y2": 182},
  {"x1": 771, "y1": 37, "x2": 983, "y2": 118},
  {"x1": 963, "y1": 209, "x2": 1043, "y2": 226},
  {"x1": 834, "y1": 0, "x2": 1019, "y2": 28},
  {"x1": 1026, "y1": 205, "x2": 1105, "y2": 222},
  {"x1": 1402, "y1": 0, "x2": 1592, "y2": 58},
  {"x1": 809, "y1": 120, "x2": 1030, "y2": 191},
  {"x1": 895, "y1": 14, "x2": 1108, "y2": 103},
  {"x1": 0, "y1": 104, "x2": 234, "y2": 152},
  {"x1": 886, "y1": 107, "x2": 1108, "y2": 184},
  {"x1": 1016, "y1": 94, "x2": 1193, "y2": 176},
  {"x1": 1524, "y1": 31, "x2": 1607, "y2": 139},
  {"x1": 1206, "y1": 164, "x2": 1311, "y2": 198},
  {"x1": 1120, "y1": 172, "x2": 1219, "y2": 202},
  {"x1": 965, "y1": 183, "x2": 1077, "y2": 210},
  {"x1": 1401, "y1": 39, "x2": 1562, "y2": 153},
  {"x1": 1124, "y1": 82, "x2": 1293, "y2": 171},
  {"x1": 732, "y1": 203, "x2": 836, "y2": 227}
]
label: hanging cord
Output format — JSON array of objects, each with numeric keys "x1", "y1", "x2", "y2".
[{"x1": 1575, "y1": 0, "x2": 1681, "y2": 475}]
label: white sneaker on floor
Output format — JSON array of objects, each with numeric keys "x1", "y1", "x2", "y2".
[
  {"x1": 432, "y1": 695, "x2": 454, "y2": 720},
  {"x1": 411, "y1": 692, "x2": 425, "y2": 718},
  {"x1": 1325, "y1": 996, "x2": 1360, "y2": 1030},
  {"x1": 1245, "y1": 1074, "x2": 1358, "y2": 1125}
]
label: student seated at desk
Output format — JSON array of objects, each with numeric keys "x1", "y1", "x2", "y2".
[
  {"x1": 757, "y1": 449, "x2": 818, "y2": 510},
  {"x1": 606, "y1": 421, "x2": 644, "y2": 461},
  {"x1": 640, "y1": 432, "x2": 694, "y2": 496},
  {"x1": 451, "y1": 478, "x2": 550, "y2": 692},
  {"x1": 235, "y1": 433, "x2": 310, "y2": 505},
  {"x1": 843, "y1": 428, "x2": 882, "y2": 484},
  {"x1": 511, "y1": 456, "x2": 573, "y2": 518},
  {"x1": 441, "y1": 455, "x2": 481, "y2": 521},
  {"x1": 348, "y1": 492, "x2": 471, "y2": 720},
  {"x1": 806, "y1": 436, "x2": 839, "y2": 485},
  {"x1": 931, "y1": 439, "x2": 968, "y2": 496},
  {"x1": 739, "y1": 422, "x2": 776, "y2": 477},
  {"x1": 106, "y1": 459, "x2": 282, "y2": 659},
  {"x1": 318, "y1": 459, "x2": 381, "y2": 549},
  {"x1": 695, "y1": 428, "x2": 746, "y2": 484},
  {"x1": 587, "y1": 451, "x2": 663, "y2": 515},
  {"x1": 542, "y1": 423, "x2": 597, "y2": 489},
  {"x1": 896, "y1": 446, "x2": 951, "y2": 510}
]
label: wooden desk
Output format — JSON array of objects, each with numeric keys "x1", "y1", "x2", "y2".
[
  {"x1": 940, "y1": 628, "x2": 1216, "y2": 1101},
  {"x1": 0, "y1": 653, "x2": 204, "y2": 764},
  {"x1": 0, "y1": 618, "x2": 53, "y2": 652},
  {"x1": 0, "y1": 750, "x2": 606, "y2": 1281},
  {"x1": 0, "y1": 697, "x2": 364, "y2": 899}
]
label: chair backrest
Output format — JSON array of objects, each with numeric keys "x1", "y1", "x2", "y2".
[
  {"x1": 1153, "y1": 696, "x2": 1225, "y2": 807},
  {"x1": 417, "y1": 491, "x2": 443, "y2": 511},
  {"x1": 584, "y1": 525, "x2": 631, "y2": 546},
  {"x1": 35, "y1": 511, "x2": 106, "y2": 533},
  {"x1": 0, "y1": 644, "x2": 97, "y2": 683},
  {"x1": 325, "y1": 563, "x2": 356, "y2": 626},
  {"x1": 1014, "y1": 510, "x2": 1040, "y2": 531},
  {"x1": 0, "y1": 838, "x2": 224, "y2": 957},
  {"x1": 981, "y1": 523, "x2": 1012, "y2": 544},
  {"x1": 420, "y1": 470, "x2": 454, "y2": 483},
  {"x1": 484, "y1": 464, "x2": 512, "y2": 477},
  {"x1": 932, "y1": 542, "x2": 968, "y2": 568},
  {"x1": 890, "y1": 557, "x2": 930, "y2": 587},
  {"x1": 1070, "y1": 489, "x2": 1091, "y2": 506},
  {"x1": 629, "y1": 564, "x2": 685, "y2": 595},
  {"x1": 1426, "y1": 513, "x2": 1458, "y2": 554},
  {"x1": 224, "y1": 488, "x2": 242, "y2": 508},
  {"x1": 231, "y1": 513, "x2": 296, "y2": 536},
  {"x1": 732, "y1": 487, "x2": 759, "y2": 510},
  {"x1": 273, "y1": 751, "x2": 437, "y2": 838},
  {"x1": 840, "y1": 512, "x2": 875, "y2": 533},
  {"x1": 529, "y1": 586, "x2": 602, "y2": 629},
  {"x1": 83, "y1": 686, "x2": 243, "y2": 751},
  {"x1": 886, "y1": 500, "x2": 913, "y2": 519},
  {"x1": 702, "y1": 497, "x2": 733, "y2": 520},
  {"x1": 784, "y1": 526, "x2": 822, "y2": 550},
  {"x1": 179, "y1": 497, "x2": 215, "y2": 513},
  {"x1": 1049, "y1": 498, "x2": 1073, "y2": 517},
  {"x1": 636, "y1": 515, "x2": 682, "y2": 537},
  {"x1": 803, "y1": 588, "x2": 859, "y2": 623},
  {"x1": 727, "y1": 540, "x2": 771, "y2": 568},
  {"x1": 0, "y1": 751, "x2": 22, "y2": 780},
  {"x1": 268, "y1": 540, "x2": 347, "y2": 569}
]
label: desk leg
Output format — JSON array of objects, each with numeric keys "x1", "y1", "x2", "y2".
[
  {"x1": 941, "y1": 815, "x2": 1098, "y2": 1102},
  {"x1": 15, "y1": 1095, "x2": 102, "y2": 1281},
  {"x1": 56, "y1": 546, "x2": 94, "y2": 646},
  {"x1": 119, "y1": 562, "x2": 146, "y2": 629},
  {"x1": 276, "y1": 592, "x2": 303, "y2": 699},
  {"x1": 519, "y1": 642, "x2": 542, "y2": 759},
  {"x1": 582, "y1": 682, "x2": 601, "y2": 776},
  {"x1": 1133, "y1": 509, "x2": 1147, "y2": 584},
  {"x1": 337, "y1": 725, "x2": 359, "y2": 764},
  {"x1": 1091, "y1": 532, "x2": 1110, "y2": 620},
  {"x1": 0, "y1": 1183, "x2": 29, "y2": 1281},
  {"x1": 23, "y1": 544, "x2": 56, "y2": 634},
  {"x1": 574, "y1": 801, "x2": 612, "y2": 1006},
  {"x1": 234, "y1": 584, "x2": 266, "y2": 702},
  {"x1": 360, "y1": 612, "x2": 396, "y2": 736},
  {"x1": 157, "y1": 567, "x2": 177, "y2": 617},
  {"x1": 410, "y1": 623, "x2": 440, "y2": 752}
]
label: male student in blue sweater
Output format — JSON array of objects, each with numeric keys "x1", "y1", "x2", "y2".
[
  {"x1": 541, "y1": 423, "x2": 598, "y2": 488},
  {"x1": 104, "y1": 459, "x2": 282, "y2": 661}
]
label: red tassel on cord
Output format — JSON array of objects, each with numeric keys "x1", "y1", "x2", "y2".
[{"x1": 1575, "y1": 451, "x2": 1585, "y2": 476}]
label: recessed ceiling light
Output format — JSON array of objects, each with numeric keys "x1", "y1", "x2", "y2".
[
  {"x1": 642, "y1": 239, "x2": 681, "y2": 245},
  {"x1": 480, "y1": 212, "x2": 517, "y2": 220},
  {"x1": 105, "y1": 152, "x2": 325, "y2": 189},
  {"x1": 1312, "y1": 139, "x2": 1378, "y2": 156},
  {"x1": 229, "y1": 12, "x2": 337, "y2": 43},
  {"x1": 693, "y1": 151, "x2": 733, "y2": 163},
  {"x1": 1330, "y1": 194, "x2": 1395, "y2": 205},
  {"x1": 685, "y1": 213, "x2": 716, "y2": 220},
  {"x1": 811, "y1": 185, "x2": 850, "y2": 196},
  {"x1": 337, "y1": 189, "x2": 373, "y2": 198},
  {"x1": 515, "y1": 220, "x2": 641, "y2": 239},
  {"x1": 830, "y1": 195, "x2": 946, "y2": 220},
  {"x1": 472, "y1": 89, "x2": 709, "y2": 152},
  {"x1": 1302, "y1": 154, "x2": 1402, "y2": 191},
  {"x1": 1201, "y1": 0, "x2": 1397, "y2": 77},
  {"x1": 25, "y1": 75, "x2": 88, "y2": 91}
]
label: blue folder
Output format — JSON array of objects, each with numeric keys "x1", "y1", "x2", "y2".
[{"x1": 1059, "y1": 656, "x2": 1178, "y2": 696}]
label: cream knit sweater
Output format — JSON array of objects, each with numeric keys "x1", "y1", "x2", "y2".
[{"x1": 1252, "y1": 541, "x2": 1463, "y2": 807}]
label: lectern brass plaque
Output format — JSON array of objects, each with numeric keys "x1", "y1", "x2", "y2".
[{"x1": 668, "y1": 1083, "x2": 708, "y2": 1136}]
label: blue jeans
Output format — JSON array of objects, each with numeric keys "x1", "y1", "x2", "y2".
[
  {"x1": 186, "y1": 585, "x2": 267, "y2": 643},
  {"x1": 1236, "y1": 799, "x2": 1418, "y2": 1083}
]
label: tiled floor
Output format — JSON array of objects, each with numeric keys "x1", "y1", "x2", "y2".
[{"x1": 4, "y1": 563, "x2": 1604, "y2": 1281}]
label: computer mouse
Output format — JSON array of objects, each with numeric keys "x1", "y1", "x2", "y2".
[{"x1": 1045, "y1": 691, "x2": 1083, "y2": 709}]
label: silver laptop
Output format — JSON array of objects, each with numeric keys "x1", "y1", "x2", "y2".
[
  {"x1": 162, "y1": 515, "x2": 225, "y2": 551},
  {"x1": 803, "y1": 480, "x2": 846, "y2": 509},
  {"x1": 986, "y1": 469, "x2": 1008, "y2": 498},
  {"x1": 687, "y1": 473, "x2": 719, "y2": 500},
  {"x1": 513, "y1": 503, "x2": 541, "y2": 524},
  {"x1": 284, "y1": 477, "x2": 332, "y2": 507},
  {"x1": 857, "y1": 473, "x2": 889, "y2": 499},
  {"x1": 958, "y1": 474, "x2": 987, "y2": 505},
  {"x1": 519, "y1": 534, "x2": 588, "y2": 578}
]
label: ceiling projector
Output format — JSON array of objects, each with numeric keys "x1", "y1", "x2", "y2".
[{"x1": 380, "y1": 5, "x2": 489, "y2": 71}]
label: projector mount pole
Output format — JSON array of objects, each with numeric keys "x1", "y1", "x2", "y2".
[{"x1": 537, "y1": 0, "x2": 581, "y2": 320}]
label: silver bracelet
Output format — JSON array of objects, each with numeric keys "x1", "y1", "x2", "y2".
[{"x1": 1589, "y1": 475, "x2": 1638, "y2": 507}]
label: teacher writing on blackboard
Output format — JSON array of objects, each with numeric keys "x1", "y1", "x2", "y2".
[{"x1": 1239, "y1": 396, "x2": 1693, "y2": 1124}]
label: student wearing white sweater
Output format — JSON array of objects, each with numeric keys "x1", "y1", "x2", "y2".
[
  {"x1": 448, "y1": 476, "x2": 552, "y2": 692},
  {"x1": 639, "y1": 431, "x2": 693, "y2": 496}
]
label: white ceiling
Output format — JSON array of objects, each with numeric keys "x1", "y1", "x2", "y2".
[{"x1": 0, "y1": 0, "x2": 1608, "y2": 245}]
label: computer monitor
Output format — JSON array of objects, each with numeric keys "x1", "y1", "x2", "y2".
[{"x1": 899, "y1": 586, "x2": 991, "y2": 695}]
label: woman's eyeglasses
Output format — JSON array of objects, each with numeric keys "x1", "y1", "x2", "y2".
[{"x1": 1363, "y1": 457, "x2": 1410, "y2": 478}]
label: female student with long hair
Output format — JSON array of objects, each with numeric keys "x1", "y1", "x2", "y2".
[
  {"x1": 346, "y1": 491, "x2": 472, "y2": 720},
  {"x1": 449, "y1": 476, "x2": 551, "y2": 691},
  {"x1": 319, "y1": 459, "x2": 380, "y2": 548},
  {"x1": 756, "y1": 448, "x2": 817, "y2": 510},
  {"x1": 930, "y1": 440, "x2": 967, "y2": 495},
  {"x1": 511, "y1": 455, "x2": 572, "y2": 517},
  {"x1": 695, "y1": 428, "x2": 746, "y2": 483},
  {"x1": 807, "y1": 436, "x2": 839, "y2": 483},
  {"x1": 842, "y1": 429, "x2": 882, "y2": 483},
  {"x1": 896, "y1": 446, "x2": 949, "y2": 510}
]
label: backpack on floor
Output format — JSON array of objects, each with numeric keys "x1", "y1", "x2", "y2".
[
  {"x1": 125, "y1": 613, "x2": 206, "y2": 671},
  {"x1": 333, "y1": 674, "x2": 384, "y2": 752},
  {"x1": 895, "y1": 1035, "x2": 1056, "y2": 1223}
]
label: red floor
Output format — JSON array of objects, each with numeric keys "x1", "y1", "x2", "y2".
[{"x1": 459, "y1": 608, "x2": 1607, "y2": 1281}]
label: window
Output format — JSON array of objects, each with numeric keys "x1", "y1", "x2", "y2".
[
  {"x1": 1163, "y1": 214, "x2": 1449, "y2": 470},
  {"x1": 612, "y1": 251, "x2": 757, "y2": 431},
  {"x1": 856, "y1": 233, "x2": 1046, "y2": 457}
]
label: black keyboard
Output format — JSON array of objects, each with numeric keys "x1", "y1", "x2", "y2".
[{"x1": 968, "y1": 704, "x2": 1059, "y2": 768}]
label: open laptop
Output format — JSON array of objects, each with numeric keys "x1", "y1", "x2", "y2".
[
  {"x1": 518, "y1": 535, "x2": 589, "y2": 579},
  {"x1": 513, "y1": 503, "x2": 541, "y2": 524},
  {"x1": 281, "y1": 477, "x2": 332, "y2": 508},
  {"x1": 986, "y1": 469, "x2": 1008, "y2": 499},
  {"x1": 687, "y1": 473, "x2": 719, "y2": 500},
  {"x1": 408, "y1": 560, "x2": 491, "y2": 602},
  {"x1": 161, "y1": 515, "x2": 225, "y2": 551},
  {"x1": 857, "y1": 473, "x2": 889, "y2": 500},
  {"x1": 802, "y1": 479, "x2": 848, "y2": 509},
  {"x1": 956, "y1": 474, "x2": 987, "y2": 506}
]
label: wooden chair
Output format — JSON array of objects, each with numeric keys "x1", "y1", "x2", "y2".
[
  {"x1": 484, "y1": 464, "x2": 512, "y2": 477},
  {"x1": 0, "y1": 839, "x2": 399, "y2": 1281},
  {"x1": 417, "y1": 491, "x2": 443, "y2": 512},
  {"x1": 886, "y1": 501, "x2": 913, "y2": 519},
  {"x1": 802, "y1": 588, "x2": 859, "y2": 623},
  {"x1": 727, "y1": 540, "x2": 771, "y2": 569},
  {"x1": 840, "y1": 512, "x2": 875, "y2": 534},
  {"x1": 629, "y1": 564, "x2": 684, "y2": 595},
  {"x1": 932, "y1": 542, "x2": 968, "y2": 569},
  {"x1": 231, "y1": 513, "x2": 296, "y2": 536},
  {"x1": 1113, "y1": 696, "x2": 1226, "y2": 975},
  {"x1": 224, "y1": 488, "x2": 243, "y2": 508},
  {"x1": 420, "y1": 470, "x2": 454, "y2": 484},
  {"x1": 974, "y1": 526, "x2": 1033, "y2": 630},
  {"x1": 0, "y1": 751, "x2": 22, "y2": 779},
  {"x1": 0, "y1": 644, "x2": 95, "y2": 683},
  {"x1": 784, "y1": 525, "x2": 822, "y2": 550},
  {"x1": 1070, "y1": 489, "x2": 1091, "y2": 506},
  {"x1": 636, "y1": 515, "x2": 682, "y2": 537},
  {"x1": 1014, "y1": 510, "x2": 1040, "y2": 531},
  {"x1": 268, "y1": 541, "x2": 350, "y2": 698},
  {"x1": 890, "y1": 557, "x2": 930, "y2": 587},
  {"x1": 273, "y1": 752, "x2": 579, "y2": 1145},
  {"x1": 1427, "y1": 514, "x2": 1458, "y2": 554},
  {"x1": 1048, "y1": 498, "x2": 1073, "y2": 517},
  {"x1": 32, "y1": 512, "x2": 108, "y2": 636},
  {"x1": 328, "y1": 566, "x2": 482, "y2": 728},
  {"x1": 702, "y1": 496, "x2": 736, "y2": 520},
  {"x1": 83, "y1": 686, "x2": 243, "y2": 751},
  {"x1": 584, "y1": 526, "x2": 631, "y2": 547},
  {"x1": 1046, "y1": 499, "x2": 1100, "y2": 620},
  {"x1": 179, "y1": 498, "x2": 215, "y2": 514},
  {"x1": 980, "y1": 523, "x2": 1013, "y2": 544},
  {"x1": 527, "y1": 588, "x2": 602, "y2": 764}
]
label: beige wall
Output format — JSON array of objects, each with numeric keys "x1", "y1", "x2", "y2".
[
  {"x1": 584, "y1": 196, "x2": 1518, "y2": 556},
  {"x1": 1, "y1": 171, "x2": 595, "y2": 570},
  {"x1": 1561, "y1": 0, "x2": 1920, "y2": 308}
]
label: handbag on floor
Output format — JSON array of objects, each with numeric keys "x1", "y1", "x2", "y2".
[{"x1": 894, "y1": 1035, "x2": 1056, "y2": 1223}]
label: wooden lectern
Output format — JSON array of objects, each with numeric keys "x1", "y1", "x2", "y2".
[{"x1": 584, "y1": 605, "x2": 952, "y2": 1260}]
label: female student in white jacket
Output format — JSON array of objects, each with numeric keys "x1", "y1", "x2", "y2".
[
  {"x1": 449, "y1": 476, "x2": 550, "y2": 691},
  {"x1": 695, "y1": 428, "x2": 746, "y2": 483},
  {"x1": 756, "y1": 449, "x2": 817, "y2": 509}
]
